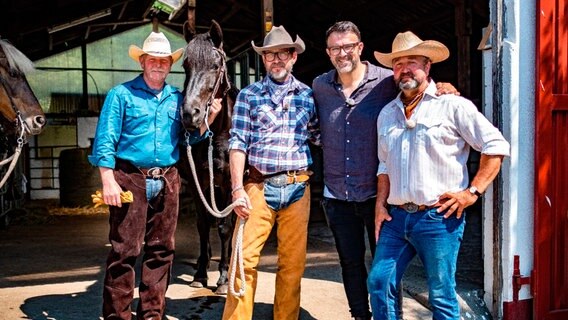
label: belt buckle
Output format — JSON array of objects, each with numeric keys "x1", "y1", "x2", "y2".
[
  {"x1": 147, "y1": 167, "x2": 163, "y2": 179},
  {"x1": 402, "y1": 203, "x2": 419, "y2": 213},
  {"x1": 266, "y1": 174, "x2": 287, "y2": 187}
]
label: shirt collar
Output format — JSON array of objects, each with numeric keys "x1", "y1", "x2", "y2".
[
  {"x1": 130, "y1": 74, "x2": 177, "y2": 95},
  {"x1": 326, "y1": 61, "x2": 380, "y2": 85},
  {"x1": 394, "y1": 79, "x2": 438, "y2": 106},
  {"x1": 260, "y1": 74, "x2": 301, "y2": 95}
]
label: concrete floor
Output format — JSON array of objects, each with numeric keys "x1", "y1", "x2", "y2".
[{"x1": 0, "y1": 201, "x2": 488, "y2": 319}]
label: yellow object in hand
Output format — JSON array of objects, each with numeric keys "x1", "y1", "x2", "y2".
[{"x1": 91, "y1": 190, "x2": 134, "y2": 208}]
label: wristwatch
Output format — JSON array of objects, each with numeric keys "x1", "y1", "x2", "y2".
[{"x1": 468, "y1": 186, "x2": 483, "y2": 197}]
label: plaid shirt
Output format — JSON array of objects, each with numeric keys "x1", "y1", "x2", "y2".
[{"x1": 229, "y1": 76, "x2": 320, "y2": 175}]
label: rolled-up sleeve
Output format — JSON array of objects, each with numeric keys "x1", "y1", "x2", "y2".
[
  {"x1": 228, "y1": 91, "x2": 251, "y2": 153},
  {"x1": 88, "y1": 88, "x2": 123, "y2": 168},
  {"x1": 456, "y1": 100, "x2": 510, "y2": 157}
]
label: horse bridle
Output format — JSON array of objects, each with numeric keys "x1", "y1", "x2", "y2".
[
  {"x1": 0, "y1": 70, "x2": 28, "y2": 189},
  {"x1": 0, "y1": 71, "x2": 27, "y2": 141},
  {"x1": 203, "y1": 47, "x2": 230, "y2": 130}
]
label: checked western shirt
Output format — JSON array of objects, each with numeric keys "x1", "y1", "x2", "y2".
[{"x1": 229, "y1": 75, "x2": 320, "y2": 175}]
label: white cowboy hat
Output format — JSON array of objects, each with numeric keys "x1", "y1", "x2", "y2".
[
  {"x1": 128, "y1": 32, "x2": 183, "y2": 63},
  {"x1": 251, "y1": 25, "x2": 305, "y2": 55},
  {"x1": 374, "y1": 31, "x2": 449, "y2": 68}
]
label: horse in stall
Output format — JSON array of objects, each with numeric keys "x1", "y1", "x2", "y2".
[
  {"x1": 0, "y1": 40, "x2": 45, "y2": 137},
  {"x1": 0, "y1": 39, "x2": 46, "y2": 224},
  {"x1": 177, "y1": 20, "x2": 238, "y2": 295}
]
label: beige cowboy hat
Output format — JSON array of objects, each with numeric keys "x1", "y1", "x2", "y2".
[
  {"x1": 128, "y1": 32, "x2": 183, "y2": 63},
  {"x1": 374, "y1": 31, "x2": 449, "y2": 68},
  {"x1": 251, "y1": 25, "x2": 305, "y2": 55}
]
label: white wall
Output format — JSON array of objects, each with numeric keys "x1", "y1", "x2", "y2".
[{"x1": 486, "y1": 0, "x2": 535, "y2": 314}]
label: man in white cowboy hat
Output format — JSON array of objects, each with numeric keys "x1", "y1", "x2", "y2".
[
  {"x1": 367, "y1": 31, "x2": 510, "y2": 319},
  {"x1": 312, "y1": 21, "x2": 458, "y2": 320},
  {"x1": 223, "y1": 25, "x2": 320, "y2": 320},
  {"x1": 89, "y1": 31, "x2": 221, "y2": 320}
]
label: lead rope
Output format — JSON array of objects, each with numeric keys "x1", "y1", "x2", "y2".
[
  {"x1": 185, "y1": 133, "x2": 247, "y2": 297},
  {"x1": 0, "y1": 113, "x2": 26, "y2": 188}
]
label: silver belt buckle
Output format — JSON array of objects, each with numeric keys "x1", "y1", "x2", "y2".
[
  {"x1": 147, "y1": 167, "x2": 164, "y2": 179},
  {"x1": 266, "y1": 174, "x2": 288, "y2": 187},
  {"x1": 402, "y1": 203, "x2": 419, "y2": 213}
]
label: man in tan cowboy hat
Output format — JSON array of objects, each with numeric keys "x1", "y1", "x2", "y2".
[
  {"x1": 89, "y1": 31, "x2": 221, "y2": 320},
  {"x1": 223, "y1": 25, "x2": 320, "y2": 320},
  {"x1": 367, "y1": 31, "x2": 510, "y2": 319},
  {"x1": 312, "y1": 21, "x2": 459, "y2": 320}
]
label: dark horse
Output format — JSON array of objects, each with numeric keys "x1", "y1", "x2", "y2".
[
  {"x1": 0, "y1": 39, "x2": 46, "y2": 137},
  {"x1": 0, "y1": 39, "x2": 46, "y2": 225},
  {"x1": 178, "y1": 21, "x2": 237, "y2": 295}
]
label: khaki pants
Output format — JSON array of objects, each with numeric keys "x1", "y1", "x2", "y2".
[{"x1": 223, "y1": 182, "x2": 311, "y2": 320}]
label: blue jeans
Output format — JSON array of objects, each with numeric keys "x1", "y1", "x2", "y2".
[
  {"x1": 263, "y1": 181, "x2": 307, "y2": 211},
  {"x1": 322, "y1": 197, "x2": 376, "y2": 318},
  {"x1": 367, "y1": 207, "x2": 465, "y2": 320},
  {"x1": 145, "y1": 178, "x2": 164, "y2": 201}
]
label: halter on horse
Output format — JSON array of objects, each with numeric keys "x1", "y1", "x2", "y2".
[
  {"x1": 0, "y1": 39, "x2": 46, "y2": 188},
  {"x1": 178, "y1": 20, "x2": 245, "y2": 296}
]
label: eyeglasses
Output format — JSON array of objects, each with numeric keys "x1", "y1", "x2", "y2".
[
  {"x1": 327, "y1": 42, "x2": 360, "y2": 56},
  {"x1": 264, "y1": 51, "x2": 292, "y2": 62}
]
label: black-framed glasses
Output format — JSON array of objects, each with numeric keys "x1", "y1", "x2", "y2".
[
  {"x1": 264, "y1": 51, "x2": 292, "y2": 62},
  {"x1": 327, "y1": 42, "x2": 360, "y2": 56}
]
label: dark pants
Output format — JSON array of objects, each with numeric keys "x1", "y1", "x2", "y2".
[
  {"x1": 102, "y1": 160, "x2": 180, "y2": 320},
  {"x1": 322, "y1": 197, "x2": 376, "y2": 319}
]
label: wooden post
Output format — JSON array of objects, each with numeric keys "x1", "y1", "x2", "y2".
[
  {"x1": 262, "y1": 0, "x2": 273, "y2": 37},
  {"x1": 455, "y1": 0, "x2": 472, "y2": 97},
  {"x1": 187, "y1": 0, "x2": 196, "y2": 35},
  {"x1": 152, "y1": 16, "x2": 159, "y2": 32}
]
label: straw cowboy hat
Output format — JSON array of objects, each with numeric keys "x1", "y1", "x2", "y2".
[
  {"x1": 374, "y1": 31, "x2": 449, "y2": 68},
  {"x1": 128, "y1": 32, "x2": 183, "y2": 63},
  {"x1": 251, "y1": 25, "x2": 305, "y2": 55}
]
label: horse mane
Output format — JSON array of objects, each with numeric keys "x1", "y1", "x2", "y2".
[
  {"x1": 0, "y1": 40, "x2": 35, "y2": 75},
  {"x1": 183, "y1": 33, "x2": 220, "y2": 68}
]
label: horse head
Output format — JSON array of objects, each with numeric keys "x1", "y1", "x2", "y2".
[
  {"x1": 181, "y1": 20, "x2": 231, "y2": 132},
  {"x1": 0, "y1": 40, "x2": 46, "y2": 136}
]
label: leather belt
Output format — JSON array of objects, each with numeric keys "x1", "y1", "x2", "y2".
[
  {"x1": 115, "y1": 159, "x2": 170, "y2": 179},
  {"x1": 248, "y1": 166, "x2": 311, "y2": 186},
  {"x1": 139, "y1": 167, "x2": 170, "y2": 179},
  {"x1": 396, "y1": 203, "x2": 433, "y2": 213}
]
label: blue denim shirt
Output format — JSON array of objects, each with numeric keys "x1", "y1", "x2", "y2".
[
  {"x1": 312, "y1": 62, "x2": 397, "y2": 201},
  {"x1": 89, "y1": 74, "x2": 189, "y2": 169}
]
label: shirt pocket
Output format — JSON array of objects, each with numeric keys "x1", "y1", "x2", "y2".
[
  {"x1": 378, "y1": 125, "x2": 400, "y2": 153},
  {"x1": 124, "y1": 106, "x2": 150, "y2": 135},
  {"x1": 416, "y1": 118, "x2": 444, "y2": 148},
  {"x1": 252, "y1": 104, "x2": 278, "y2": 131}
]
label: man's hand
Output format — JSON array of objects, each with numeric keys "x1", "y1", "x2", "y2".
[
  {"x1": 99, "y1": 167, "x2": 124, "y2": 207},
  {"x1": 374, "y1": 204, "x2": 392, "y2": 242},
  {"x1": 208, "y1": 98, "x2": 223, "y2": 124},
  {"x1": 232, "y1": 188, "x2": 252, "y2": 219},
  {"x1": 435, "y1": 190, "x2": 478, "y2": 219},
  {"x1": 435, "y1": 82, "x2": 460, "y2": 96}
]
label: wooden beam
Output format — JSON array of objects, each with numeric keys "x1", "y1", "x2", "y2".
[
  {"x1": 455, "y1": 0, "x2": 472, "y2": 97},
  {"x1": 262, "y1": 0, "x2": 273, "y2": 36},
  {"x1": 187, "y1": 0, "x2": 196, "y2": 35}
]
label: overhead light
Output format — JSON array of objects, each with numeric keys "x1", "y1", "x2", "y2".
[{"x1": 48, "y1": 9, "x2": 112, "y2": 34}]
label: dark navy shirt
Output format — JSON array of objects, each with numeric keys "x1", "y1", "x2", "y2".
[{"x1": 312, "y1": 62, "x2": 397, "y2": 201}]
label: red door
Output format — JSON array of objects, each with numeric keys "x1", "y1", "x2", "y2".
[{"x1": 535, "y1": 0, "x2": 568, "y2": 319}]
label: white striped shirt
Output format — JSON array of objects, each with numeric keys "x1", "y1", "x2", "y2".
[{"x1": 376, "y1": 80, "x2": 510, "y2": 206}]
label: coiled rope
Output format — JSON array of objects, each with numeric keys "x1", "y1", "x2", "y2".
[{"x1": 184, "y1": 131, "x2": 246, "y2": 297}]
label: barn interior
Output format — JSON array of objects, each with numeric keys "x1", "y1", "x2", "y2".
[{"x1": 1, "y1": 0, "x2": 491, "y2": 299}]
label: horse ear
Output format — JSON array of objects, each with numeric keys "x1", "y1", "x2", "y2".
[
  {"x1": 183, "y1": 21, "x2": 195, "y2": 43},
  {"x1": 209, "y1": 20, "x2": 224, "y2": 50}
]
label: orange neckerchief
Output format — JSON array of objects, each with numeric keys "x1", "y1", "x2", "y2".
[{"x1": 402, "y1": 91, "x2": 425, "y2": 119}]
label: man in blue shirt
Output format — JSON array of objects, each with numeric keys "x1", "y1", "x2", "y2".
[{"x1": 89, "y1": 31, "x2": 220, "y2": 320}]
